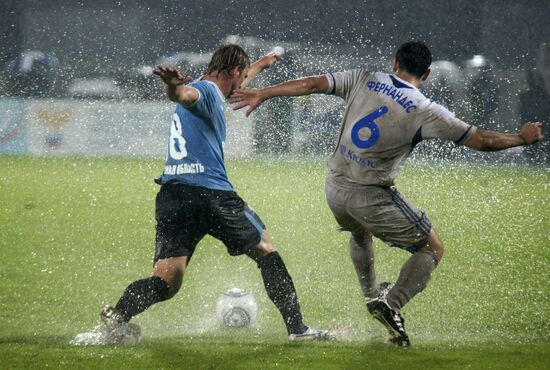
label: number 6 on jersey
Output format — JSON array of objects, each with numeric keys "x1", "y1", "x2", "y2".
[{"x1": 351, "y1": 106, "x2": 389, "y2": 149}]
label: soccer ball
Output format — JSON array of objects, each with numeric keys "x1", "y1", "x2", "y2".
[{"x1": 216, "y1": 288, "x2": 257, "y2": 328}]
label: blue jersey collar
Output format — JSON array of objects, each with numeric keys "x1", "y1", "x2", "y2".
[{"x1": 201, "y1": 78, "x2": 225, "y2": 100}]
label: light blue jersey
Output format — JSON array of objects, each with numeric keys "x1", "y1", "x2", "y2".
[{"x1": 155, "y1": 80, "x2": 232, "y2": 190}]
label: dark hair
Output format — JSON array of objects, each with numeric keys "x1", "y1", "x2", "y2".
[
  {"x1": 395, "y1": 41, "x2": 432, "y2": 78},
  {"x1": 206, "y1": 44, "x2": 250, "y2": 76}
]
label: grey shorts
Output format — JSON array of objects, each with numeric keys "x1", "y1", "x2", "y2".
[{"x1": 325, "y1": 177, "x2": 431, "y2": 253}]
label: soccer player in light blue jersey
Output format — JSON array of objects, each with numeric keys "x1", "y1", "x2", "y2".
[
  {"x1": 76, "y1": 44, "x2": 332, "y2": 344},
  {"x1": 232, "y1": 41, "x2": 544, "y2": 346}
]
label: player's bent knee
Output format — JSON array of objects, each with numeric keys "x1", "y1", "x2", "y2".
[
  {"x1": 248, "y1": 241, "x2": 276, "y2": 259},
  {"x1": 246, "y1": 231, "x2": 277, "y2": 260},
  {"x1": 258, "y1": 230, "x2": 277, "y2": 253},
  {"x1": 153, "y1": 256, "x2": 188, "y2": 297},
  {"x1": 424, "y1": 230, "x2": 444, "y2": 262}
]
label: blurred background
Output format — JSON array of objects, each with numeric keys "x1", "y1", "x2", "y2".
[{"x1": 0, "y1": 0, "x2": 549, "y2": 163}]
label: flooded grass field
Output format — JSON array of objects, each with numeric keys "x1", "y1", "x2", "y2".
[{"x1": 0, "y1": 156, "x2": 548, "y2": 369}]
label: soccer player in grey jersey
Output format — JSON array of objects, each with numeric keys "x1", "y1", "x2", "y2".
[{"x1": 232, "y1": 41, "x2": 544, "y2": 346}]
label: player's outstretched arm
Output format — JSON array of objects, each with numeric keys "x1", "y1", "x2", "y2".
[
  {"x1": 153, "y1": 65, "x2": 197, "y2": 105},
  {"x1": 239, "y1": 52, "x2": 283, "y2": 89},
  {"x1": 465, "y1": 122, "x2": 543, "y2": 151},
  {"x1": 231, "y1": 75, "x2": 329, "y2": 117}
]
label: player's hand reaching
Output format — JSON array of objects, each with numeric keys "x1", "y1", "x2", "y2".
[
  {"x1": 153, "y1": 65, "x2": 193, "y2": 86},
  {"x1": 256, "y1": 52, "x2": 283, "y2": 70},
  {"x1": 231, "y1": 88, "x2": 266, "y2": 117},
  {"x1": 519, "y1": 122, "x2": 544, "y2": 145},
  {"x1": 238, "y1": 52, "x2": 283, "y2": 90}
]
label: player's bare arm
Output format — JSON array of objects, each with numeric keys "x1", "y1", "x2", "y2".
[
  {"x1": 465, "y1": 121, "x2": 543, "y2": 151},
  {"x1": 231, "y1": 75, "x2": 329, "y2": 116},
  {"x1": 239, "y1": 52, "x2": 283, "y2": 89},
  {"x1": 153, "y1": 65, "x2": 196, "y2": 105}
]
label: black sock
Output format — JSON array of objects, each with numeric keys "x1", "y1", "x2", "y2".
[
  {"x1": 257, "y1": 252, "x2": 307, "y2": 335},
  {"x1": 115, "y1": 276, "x2": 171, "y2": 322}
]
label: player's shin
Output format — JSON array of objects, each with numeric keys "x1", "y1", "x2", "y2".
[
  {"x1": 115, "y1": 276, "x2": 171, "y2": 322},
  {"x1": 386, "y1": 250, "x2": 438, "y2": 311},
  {"x1": 349, "y1": 233, "x2": 378, "y2": 299},
  {"x1": 257, "y1": 251, "x2": 308, "y2": 335}
]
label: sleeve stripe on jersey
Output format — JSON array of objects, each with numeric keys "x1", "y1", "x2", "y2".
[
  {"x1": 454, "y1": 125, "x2": 473, "y2": 145},
  {"x1": 326, "y1": 73, "x2": 336, "y2": 95},
  {"x1": 182, "y1": 86, "x2": 202, "y2": 108}
]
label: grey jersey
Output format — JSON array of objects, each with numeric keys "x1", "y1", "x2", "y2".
[{"x1": 325, "y1": 70, "x2": 477, "y2": 187}]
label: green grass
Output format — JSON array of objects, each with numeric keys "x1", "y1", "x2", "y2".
[{"x1": 0, "y1": 156, "x2": 549, "y2": 369}]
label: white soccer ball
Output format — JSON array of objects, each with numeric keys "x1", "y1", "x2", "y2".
[{"x1": 216, "y1": 288, "x2": 257, "y2": 328}]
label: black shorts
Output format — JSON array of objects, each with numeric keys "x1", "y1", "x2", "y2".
[{"x1": 153, "y1": 182, "x2": 265, "y2": 263}]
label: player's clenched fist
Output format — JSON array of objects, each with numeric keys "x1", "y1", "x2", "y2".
[{"x1": 519, "y1": 122, "x2": 544, "y2": 144}]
